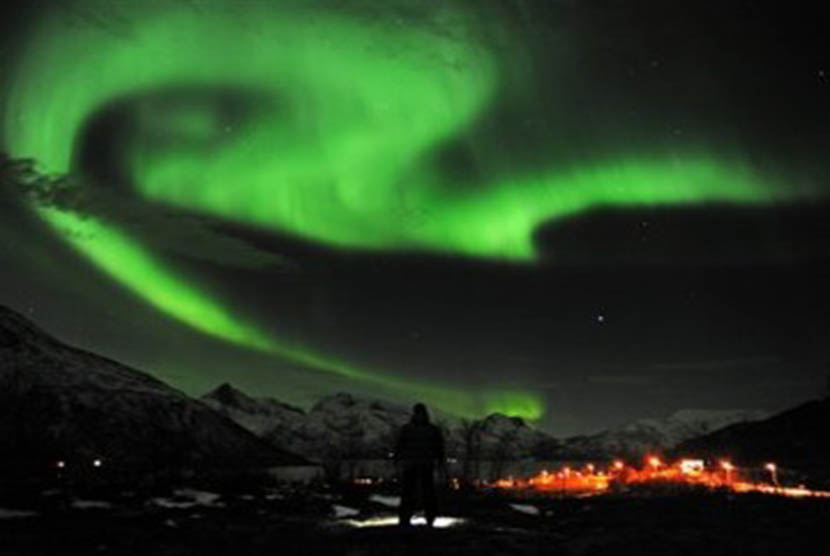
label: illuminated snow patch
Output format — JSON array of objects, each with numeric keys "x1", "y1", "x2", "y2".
[
  {"x1": 368, "y1": 494, "x2": 400, "y2": 507},
  {"x1": 333, "y1": 505, "x2": 360, "y2": 518},
  {"x1": 71, "y1": 500, "x2": 113, "y2": 510},
  {"x1": 509, "y1": 503, "x2": 540, "y2": 515},
  {"x1": 344, "y1": 516, "x2": 466, "y2": 528},
  {"x1": 150, "y1": 489, "x2": 224, "y2": 509}
]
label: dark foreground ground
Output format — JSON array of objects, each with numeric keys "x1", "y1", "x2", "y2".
[{"x1": 1, "y1": 482, "x2": 828, "y2": 555}]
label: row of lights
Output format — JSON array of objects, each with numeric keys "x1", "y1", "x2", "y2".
[
  {"x1": 56, "y1": 459, "x2": 103, "y2": 469},
  {"x1": 526, "y1": 458, "x2": 780, "y2": 486},
  {"x1": 632, "y1": 457, "x2": 778, "y2": 484}
]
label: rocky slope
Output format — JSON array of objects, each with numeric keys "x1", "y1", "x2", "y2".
[{"x1": 0, "y1": 305, "x2": 305, "y2": 474}]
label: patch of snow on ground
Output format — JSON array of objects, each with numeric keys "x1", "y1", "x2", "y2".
[
  {"x1": 264, "y1": 489, "x2": 285, "y2": 500},
  {"x1": 332, "y1": 505, "x2": 360, "y2": 518},
  {"x1": 344, "y1": 515, "x2": 465, "y2": 528},
  {"x1": 71, "y1": 500, "x2": 113, "y2": 510},
  {"x1": 150, "y1": 489, "x2": 224, "y2": 509},
  {"x1": 368, "y1": 494, "x2": 400, "y2": 507},
  {"x1": 509, "y1": 503, "x2": 540, "y2": 515},
  {"x1": 0, "y1": 508, "x2": 38, "y2": 519}
]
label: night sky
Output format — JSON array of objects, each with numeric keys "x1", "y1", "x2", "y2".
[{"x1": 1, "y1": 0, "x2": 829, "y2": 435}]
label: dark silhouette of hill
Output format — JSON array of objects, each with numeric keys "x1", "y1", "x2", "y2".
[
  {"x1": 0, "y1": 305, "x2": 307, "y2": 475},
  {"x1": 675, "y1": 397, "x2": 830, "y2": 470}
]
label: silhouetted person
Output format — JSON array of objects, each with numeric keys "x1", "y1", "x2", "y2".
[{"x1": 394, "y1": 402, "x2": 446, "y2": 527}]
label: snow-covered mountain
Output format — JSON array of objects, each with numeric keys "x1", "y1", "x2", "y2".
[
  {"x1": 0, "y1": 305, "x2": 305, "y2": 474},
  {"x1": 203, "y1": 385, "x2": 767, "y2": 463},
  {"x1": 561, "y1": 409, "x2": 768, "y2": 459},
  {"x1": 202, "y1": 385, "x2": 560, "y2": 461},
  {"x1": 204, "y1": 387, "x2": 419, "y2": 460},
  {"x1": 203, "y1": 382, "x2": 771, "y2": 463},
  {"x1": 203, "y1": 382, "x2": 308, "y2": 438},
  {"x1": 447, "y1": 413, "x2": 561, "y2": 461}
]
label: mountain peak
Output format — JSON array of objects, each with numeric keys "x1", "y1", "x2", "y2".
[
  {"x1": 202, "y1": 383, "x2": 306, "y2": 417},
  {"x1": 310, "y1": 392, "x2": 367, "y2": 413},
  {"x1": 482, "y1": 412, "x2": 526, "y2": 428},
  {"x1": 204, "y1": 382, "x2": 255, "y2": 407}
]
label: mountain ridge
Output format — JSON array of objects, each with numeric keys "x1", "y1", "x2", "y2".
[
  {"x1": 200, "y1": 382, "x2": 767, "y2": 463},
  {"x1": 0, "y1": 304, "x2": 307, "y2": 474}
]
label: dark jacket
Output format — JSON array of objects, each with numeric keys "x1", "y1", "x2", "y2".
[{"x1": 394, "y1": 419, "x2": 445, "y2": 464}]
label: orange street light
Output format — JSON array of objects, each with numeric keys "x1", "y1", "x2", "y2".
[
  {"x1": 720, "y1": 460, "x2": 735, "y2": 483},
  {"x1": 765, "y1": 462, "x2": 779, "y2": 487}
]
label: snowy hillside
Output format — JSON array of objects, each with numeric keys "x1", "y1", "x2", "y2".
[
  {"x1": 561, "y1": 409, "x2": 768, "y2": 459},
  {"x1": 0, "y1": 305, "x2": 305, "y2": 473},
  {"x1": 204, "y1": 387, "x2": 416, "y2": 459},
  {"x1": 202, "y1": 385, "x2": 561, "y2": 461}
]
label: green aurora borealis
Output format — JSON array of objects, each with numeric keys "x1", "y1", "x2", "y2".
[{"x1": 2, "y1": 1, "x2": 826, "y2": 421}]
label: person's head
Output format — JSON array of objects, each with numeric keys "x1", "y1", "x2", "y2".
[{"x1": 412, "y1": 402, "x2": 430, "y2": 424}]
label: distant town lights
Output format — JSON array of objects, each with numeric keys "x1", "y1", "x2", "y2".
[
  {"x1": 679, "y1": 459, "x2": 704, "y2": 475},
  {"x1": 491, "y1": 459, "x2": 830, "y2": 498}
]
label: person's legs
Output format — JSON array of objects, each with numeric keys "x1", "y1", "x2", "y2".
[
  {"x1": 421, "y1": 463, "x2": 437, "y2": 526},
  {"x1": 398, "y1": 464, "x2": 416, "y2": 526}
]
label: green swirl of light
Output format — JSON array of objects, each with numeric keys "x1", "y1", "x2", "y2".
[
  {"x1": 37, "y1": 205, "x2": 543, "y2": 419},
  {"x1": 2, "y1": 1, "x2": 820, "y2": 420}
]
